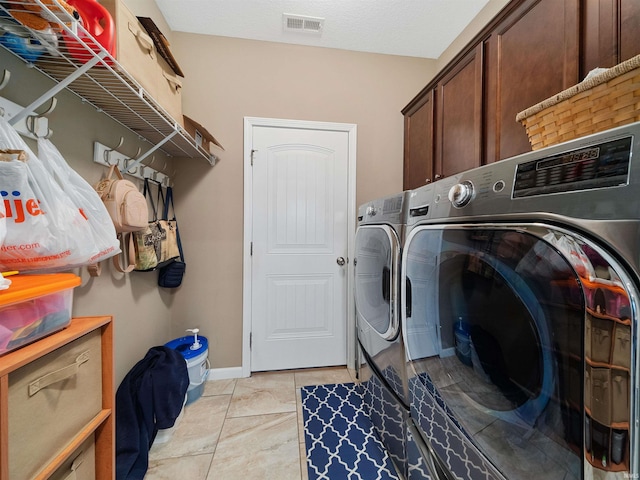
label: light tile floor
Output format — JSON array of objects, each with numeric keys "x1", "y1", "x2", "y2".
[{"x1": 145, "y1": 366, "x2": 358, "y2": 480}]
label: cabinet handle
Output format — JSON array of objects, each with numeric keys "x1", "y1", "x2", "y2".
[
  {"x1": 128, "y1": 22, "x2": 155, "y2": 59},
  {"x1": 424, "y1": 178, "x2": 431, "y2": 184},
  {"x1": 62, "y1": 449, "x2": 86, "y2": 480},
  {"x1": 28, "y1": 350, "x2": 90, "y2": 396},
  {"x1": 434, "y1": 174, "x2": 444, "y2": 180}
]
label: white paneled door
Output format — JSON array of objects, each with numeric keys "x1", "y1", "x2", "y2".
[{"x1": 249, "y1": 123, "x2": 351, "y2": 372}]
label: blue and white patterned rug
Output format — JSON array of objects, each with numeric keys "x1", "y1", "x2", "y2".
[{"x1": 301, "y1": 382, "x2": 400, "y2": 480}]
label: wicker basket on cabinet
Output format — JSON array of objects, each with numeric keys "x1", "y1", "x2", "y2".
[{"x1": 516, "y1": 54, "x2": 640, "y2": 150}]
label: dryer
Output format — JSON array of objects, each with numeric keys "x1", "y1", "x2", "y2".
[
  {"x1": 402, "y1": 122, "x2": 640, "y2": 480},
  {"x1": 355, "y1": 192, "x2": 410, "y2": 477},
  {"x1": 355, "y1": 192, "x2": 409, "y2": 402},
  {"x1": 356, "y1": 191, "x2": 446, "y2": 479}
]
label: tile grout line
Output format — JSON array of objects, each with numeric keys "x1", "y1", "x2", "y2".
[{"x1": 204, "y1": 379, "x2": 237, "y2": 480}]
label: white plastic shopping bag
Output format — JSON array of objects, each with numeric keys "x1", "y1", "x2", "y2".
[
  {"x1": 0, "y1": 155, "x2": 6, "y2": 250},
  {"x1": 0, "y1": 117, "x2": 98, "y2": 272},
  {"x1": 37, "y1": 137, "x2": 121, "y2": 265}
]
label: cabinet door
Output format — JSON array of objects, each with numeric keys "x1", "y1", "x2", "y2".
[
  {"x1": 403, "y1": 90, "x2": 434, "y2": 190},
  {"x1": 620, "y1": 0, "x2": 640, "y2": 62},
  {"x1": 435, "y1": 44, "x2": 483, "y2": 178},
  {"x1": 484, "y1": 0, "x2": 579, "y2": 162},
  {"x1": 582, "y1": 0, "x2": 640, "y2": 73}
]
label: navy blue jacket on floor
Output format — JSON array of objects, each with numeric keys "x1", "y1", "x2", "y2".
[{"x1": 115, "y1": 346, "x2": 189, "y2": 480}]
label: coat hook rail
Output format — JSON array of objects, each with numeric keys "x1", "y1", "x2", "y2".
[{"x1": 93, "y1": 141, "x2": 171, "y2": 187}]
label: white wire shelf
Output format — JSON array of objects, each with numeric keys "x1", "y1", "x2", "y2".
[{"x1": 0, "y1": 0, "x2": 216, "y2": 164}]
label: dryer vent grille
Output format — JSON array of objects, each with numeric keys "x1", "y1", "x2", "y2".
[{"x1": 283, "y1": 14, "x2": 324, "y2": 35}]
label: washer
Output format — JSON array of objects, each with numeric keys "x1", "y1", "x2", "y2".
[{"x1": 402, "y1": 122, "x2": 640, "y2": 480}]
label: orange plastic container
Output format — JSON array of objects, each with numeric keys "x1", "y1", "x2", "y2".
[
  {"x1": 62, "y1": 0, "x2": 116, "y2": 64},
  {"x1": 0, "y1": 274, "x2": 81, "y2": 355}
]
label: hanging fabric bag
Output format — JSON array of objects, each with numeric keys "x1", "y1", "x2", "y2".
[
  {"x1": 132, "y1": 179, "x2": 164, "y2": 271},
  {"x1": 158, "y1": 187, "x2": 185, "y2": 288},
  {"x1": 158, "y1": 185, "x2": 180, "y2": 264}
]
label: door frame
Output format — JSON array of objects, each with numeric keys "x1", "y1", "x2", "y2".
[{"x1": 242, "y1": 117, "x2": 358, "y2": 377}]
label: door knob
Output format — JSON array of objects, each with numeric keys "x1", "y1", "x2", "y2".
[{"x1": 336, "y1": 257, "x2": 346, "y2": 266}]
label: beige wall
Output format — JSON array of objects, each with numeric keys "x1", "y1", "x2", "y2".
[
  {"x1": 168, "y1": 34, "x2": 434, "y2": 368},
  {"x1": 165, "y1": 0, "x2": 513, "y2": 370}
]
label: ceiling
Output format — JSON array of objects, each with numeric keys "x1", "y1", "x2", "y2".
[{"x1": 154, "y1": 0, "x2": 490, "y2": 59}]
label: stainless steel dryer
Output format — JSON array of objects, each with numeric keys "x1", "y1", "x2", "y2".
[
  {"x1": 402, "y1": 122, "x2": 640, "y2": 480},
  {"x1": 355, "y1": 192, "x2": 451, "y2": 480},
  {"x1": 355, "y1": 192, "x2": 409, "y2": 402},
  {"x1": 355, "y1": 192, "x2": 409, "y2": 476}
]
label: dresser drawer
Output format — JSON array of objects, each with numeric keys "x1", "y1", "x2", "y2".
[
  {"x1": 8, "y1": 329, "x2": 102, "y2": 479},
  {"x1": 50, "y1": 434, "x2": 96, "y2": 480}
]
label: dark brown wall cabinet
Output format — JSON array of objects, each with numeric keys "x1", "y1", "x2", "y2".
[
  {"x1": 582, "y1": 0, "x2": 640, "y2": 73},
  {"x1": 437, "y1": 44, "x2": 483, "y2": 179},
  {"x1": 403, "y1": 0, "x2": 640, "y2": 190},
  {"x1": 484, "y1": 0, "x2": 579, "y2": 162},
  {"x1": 403, "y1": 90, "x2": 434, "y2": 190}
]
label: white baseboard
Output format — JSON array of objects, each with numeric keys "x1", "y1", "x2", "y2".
[
  {"x1": 440, "y1": 347, "x2": 456, "y2": 358},
  {"x1": 206, "y1": 366, "x2": 245, "y2": 381}
]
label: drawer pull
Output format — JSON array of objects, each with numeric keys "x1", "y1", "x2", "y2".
[
  {"x1": 127, "y1": 22, "x2": 155, "y2": 59},
  {"x1": 61, "y1": 449, "x2": 85, "y2": 480},
  {"x1": 28, "y1": 351, "x2": 90, "y2": 397}
]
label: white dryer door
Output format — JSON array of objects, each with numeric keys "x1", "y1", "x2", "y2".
[{"x1": 354, "y1": 225, "x2": 401, "y2": 344}]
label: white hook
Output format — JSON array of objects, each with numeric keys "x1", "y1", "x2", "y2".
[
  {"x1": 0, "y1": 70, "x2": 10, "y2": 91},
  {"x1": 25, "y1": 115, "x2": 53, "y2": 139},
  {"x1": 123, "y1": 157, "x2": 138, "y2": 175},
  {"x1": 18, "y1": 96, "x2": 57, "y2": 140},
  {"x1": 35, "y1": 97, "x2": 57, "y2": 117},
  {"x1": 104, "y1": 136, "x2": 124, "y2": 165},
  {"x1": 121, "y1": 147, "x2": 142, "y2": 174}
]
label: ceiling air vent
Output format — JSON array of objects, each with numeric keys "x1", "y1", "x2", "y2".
[{"x1": 283, "y1": 14, "x2": 324, "y2": 35}]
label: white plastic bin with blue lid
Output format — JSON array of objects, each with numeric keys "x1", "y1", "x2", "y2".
[{"x1": 165, "y1": 329, "x2": 210, "y2": 405}]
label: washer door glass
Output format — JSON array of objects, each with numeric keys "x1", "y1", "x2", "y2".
[
  {"x1": 355, "y1": 225, "x2": 400, "y2": 340},
  {"x1": 403, "y1": 226, "x2": 586, "y2": 480}
]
